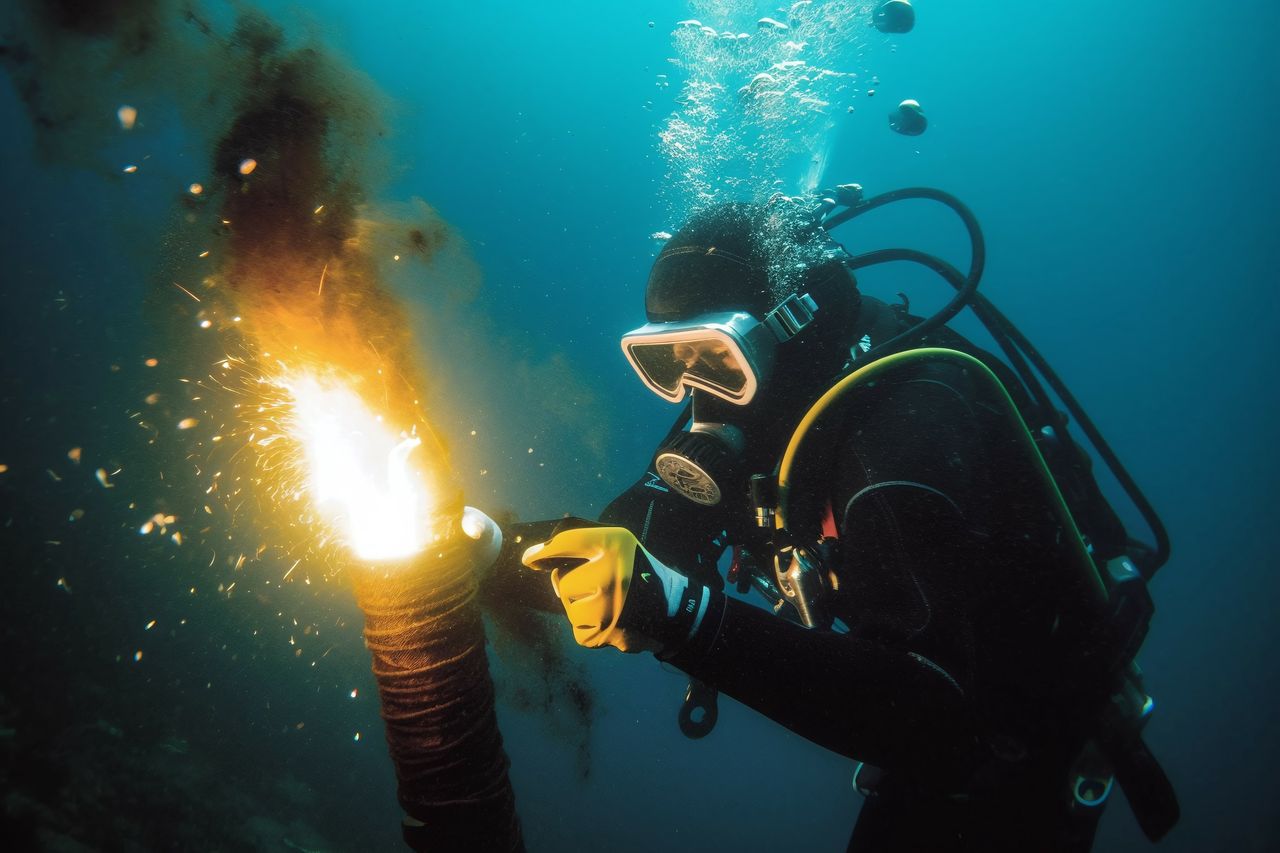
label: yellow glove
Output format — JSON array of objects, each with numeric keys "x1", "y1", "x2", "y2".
[{"x1": 521, "y1": 526, "x2": 710, "y2": 654}]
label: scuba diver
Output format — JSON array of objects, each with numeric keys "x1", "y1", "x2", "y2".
[{"x1": 489, "y1": 185, "x2": 1179, "y2": 851}]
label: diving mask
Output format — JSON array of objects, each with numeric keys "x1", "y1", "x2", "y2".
[{"x1": 622, "y1": 293, "x2": 819, "y2": 405}]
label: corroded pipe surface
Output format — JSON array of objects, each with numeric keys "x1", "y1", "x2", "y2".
[{"x1": 352, "y1": 527, "x2": 523, "y2": 852}]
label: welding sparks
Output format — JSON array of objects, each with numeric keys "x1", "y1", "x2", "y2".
[
  {"x1": 172, "y1": 281, "x2": 202, "y2": 302},
  {"x1": 282, "y1": 372, "x2": 432, "y2": 561}
]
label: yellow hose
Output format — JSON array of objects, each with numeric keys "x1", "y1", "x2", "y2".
[{"x1": 776, "y1": 347, "x2": 1105, "y2": 601}]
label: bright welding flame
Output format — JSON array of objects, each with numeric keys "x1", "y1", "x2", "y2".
[{"x1": 285, "y1": 372, "x2": 431, "y2": 561}]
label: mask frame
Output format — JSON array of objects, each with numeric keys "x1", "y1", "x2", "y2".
[{"x1": 621, "y1": 293, "x2": 819, "y2": 406}]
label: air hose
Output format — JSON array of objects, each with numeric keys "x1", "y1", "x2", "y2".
[
  {"x1": 821, "y1": 186, "x2": 1170, "y2": 577},
  {"x1": 776, "y1": 347, "x2": 1107, "y2": 604},
  {"x1": 351, "y1": 513, "x2": 524, "y2": 853}
]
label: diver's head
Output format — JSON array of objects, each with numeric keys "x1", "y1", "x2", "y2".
[
  {"x1": 622, "y1": 200, "x2": 860, "y2": 505},
  {"x1": 624, "y1": 200, "x2": 859, "y2": 410}
]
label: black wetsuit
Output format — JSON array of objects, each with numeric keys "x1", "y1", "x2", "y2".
[{"x1": 593, "y1": 301, "x2": 1117, "y2": 852}]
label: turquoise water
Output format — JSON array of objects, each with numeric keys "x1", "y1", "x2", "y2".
[{"x1": 0, "y1": 1, "x2": 1276, "y2": 850}]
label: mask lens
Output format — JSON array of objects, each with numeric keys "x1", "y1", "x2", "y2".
[{"x1": 626, "y1": 333, "x2": 750, "y2": 401}]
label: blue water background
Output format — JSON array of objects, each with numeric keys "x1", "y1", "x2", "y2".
[{"x1": 1, "y1": 1, "x2": 1276, "y2": 850}]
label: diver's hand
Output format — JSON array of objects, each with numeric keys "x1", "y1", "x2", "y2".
[
  {"x1": 460, "y1": 507, "x2": 503, "y2": 578},
  {"x1": 521, "y1": 526, "x2": 710, "y2": 655}
]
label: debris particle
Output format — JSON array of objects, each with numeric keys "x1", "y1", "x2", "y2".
[
  {"x1": 145, "y1": 620, "x2": 157, "y2": 631},
  {"x1": 57, "y1": 577, "x2": 72, "y2": 593},
  {"x1": 67, "y1": 447, "x2": 82, "y2": 464},
  {"x1": 95, "y1": 468, "x2": 113, "y2": 488},
  {"x1": 238, "y1": 158, "x2": 258, "y2": 175},
  {"x1": 68, "y1": 508, "x2": 85, "y2": 522},
  {"x1": 144, "y1": 358, "x2": 158, "y2": 367},
  {"x1": 188, "y1": 182, "x2": 204, "y2": 195},
  {"x1": 171, "y1": 532, "x2": 183, "y2": 545},
  {"x1": 117, "y1": 105, "x2": 137, "y2": 130},
  {"x1": 177, "y1": 417, "x2": 199, "y2": 430},
  {"x1": 198, "y1": 250, "x2": 210, "y2": 258},
  {"x1": 145, "y1": 393, "x2": 160, "y2": 405},
  {"x1": 349, "y1": 689, "x2": 358, "y2": 699},
  {"x1": 134, "y1": 650, "x2": 143, "y2": 662},
  {"x1": 47, "y1": 468, "x2": 63, "y2": 482},
  {"x1": 0, "y1": 464, "x2": 7, "y2": 474},
  {"x1": 199, "y1": 319, "x2": 212, "y2": 329},
  {"x1": 353, "y1": 732, "x2": 362, "y2": 742},
  {"x1": 123, "y1": 164, "x2": 138, "y2": 173}
]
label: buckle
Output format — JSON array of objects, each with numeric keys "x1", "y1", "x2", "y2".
[{"x1": 763, "y1": 292, "x2": 819, "y2": 341}]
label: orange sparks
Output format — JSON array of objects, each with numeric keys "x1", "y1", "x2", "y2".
[{"x1": 172, "y1": 281, "x2": 201, "y2": 302}]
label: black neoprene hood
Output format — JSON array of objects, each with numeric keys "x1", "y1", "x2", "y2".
[{"x1": 645, "y1": 203, "x2": 777, "y2": 323}]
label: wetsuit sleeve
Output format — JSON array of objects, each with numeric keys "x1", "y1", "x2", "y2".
[
  {"x1": 665, "y1": 362, "x2": 991, "y2": 782},
  {"x1": 599, "y1": 470, "x2": 728, "y2": 591}
]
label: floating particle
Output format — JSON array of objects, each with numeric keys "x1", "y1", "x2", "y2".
[
  {"x1": 470, "y1": 429, "x2": 477, "y2": 436},
  {"x1": 198, "y1": 250, "x2": 210, "y2": 258},
  {"x1": 48, "y1": 468, "x2": 63, "y2": 482},
  {"x1": 0, "y1": 464, "x2": 7, "y2": 474},
  {"x1": 56, "y1": 577, "x2": 72, "y2": 593},
  {"x1": 145, "y1": 620, "x2": 157, "y2": 631},
  {"x1": 67, "y1": 447, "x2": 81, "y2": 464},
  {"x1": 188, "y1": 183, "x2": 203, "y2": 195},
  {"x1": 238, "y1": 158, "x2": 257, "y2": 175},
  {"x1": 353, "y1": 732, "x2": 361, "y2": 742},
  {"x1": 527, "y1": 447, "x2": 534, "y2": 454},
  {"x1": 393, "y1": 254, "x2": 400, "y2": 261},
  {"x1": 314, "y1": 204, "x2": 325, "y2": 214},
  {"x1": 171, "y1": 531, "x2": 183, "y2": 545},
  {"x1": 117, "y1": 105, "x2": 138, "y2": 130},
  {"x1": 144, "y1": 358, "x2": 158, "y2": 367},
  {"x1": 95, "y1": 468, "x2": 114, "y2": 488},
  {"x1": 350, "y1": 688, "x2": 359, "y2": 699},
  {"x1": 139, "y1": 519, "x2": 155, "y2": 535},
  {"x1": 199, "y1": 319, "x2": 212, "y2": 329},
  {"x1": 867, "y1": 89, "x2": 876, "y2": 97},
  {"x1": 650, "y1": 231, "x2": 673, "y2": 240},
  {"x1": 177, "y1": 418, "x2": 199, "y2": 430},
  {"x1": 134, "y1": 650, "x2": 143, "y2": 662},
  {"x1": 123, "y1": 164, "x2": 138, "y2": 174},
  {"x1": 145, "y1": 393, "x2": 160, "y2": 405},
  {"x1": 757, "y1": 17, "x2": 789, "y2": 30},
  {"x1": 68, "y1": 508, "x2": 85, "y2": 522}
]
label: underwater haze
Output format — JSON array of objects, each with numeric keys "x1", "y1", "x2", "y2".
[{"x1": 1, "y1": 1, "x2": 1276, "y2": 851}]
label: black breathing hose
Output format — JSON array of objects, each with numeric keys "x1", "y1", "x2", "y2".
[
  {"x1": 822, "y1": 190, "x2": 1170, "y2": 576},
  {"x1": 824, "y1": 188, "x2": 984, "y2": 363}
]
